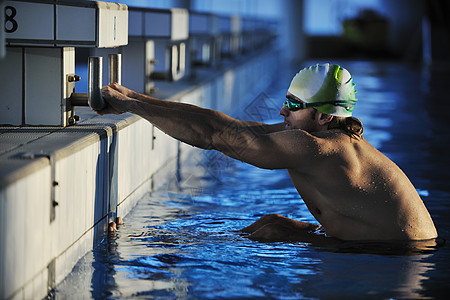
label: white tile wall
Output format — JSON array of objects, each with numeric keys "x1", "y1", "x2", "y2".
[
  {"x1": 32, "y1": 269, "x2": 46, "y2": 299},
  {"x1": 117, "y1": 119, "x2": 154, "y2": 202},
  {"x1": 0, "y1": 164, "x2": 51, "y2": 299},
  {"x1": 23, "y1": 167, "x2": 50, "y2": 290}
]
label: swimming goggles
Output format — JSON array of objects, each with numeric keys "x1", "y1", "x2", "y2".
[{"x1": 283, "y1": 98, "x2": 356, "y2": 112}]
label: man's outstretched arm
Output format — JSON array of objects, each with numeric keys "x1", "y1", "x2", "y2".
[
  {"x1": 102, "y1": 83, "x2": 285, "y2": 134},
  {"x1": 99, "y1": 84, "x2": 311, "y2": 169},
  {"x1": 100, "y1": 85, "x2": 265, "y2": 147}
]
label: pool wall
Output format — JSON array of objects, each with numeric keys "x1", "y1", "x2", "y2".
[{"x1": 0, "y1": 49, "x2": 278, "y2": 299}]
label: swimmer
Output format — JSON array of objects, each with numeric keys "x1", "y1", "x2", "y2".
[{"x1": 96, "y1": 63, "x2": 438, "y2": 243}]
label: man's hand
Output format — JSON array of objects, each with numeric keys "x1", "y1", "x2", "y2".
[
  {"x1": 94, "y1": 84, "x2": 134, "y2": 115},
  {"x1": 108, "y1": 82, "x2": 137, "y2": 98}
]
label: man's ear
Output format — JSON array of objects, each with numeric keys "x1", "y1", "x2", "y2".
[{"x1": 317, "y1": 112, "x2": 333, "y2": 126}]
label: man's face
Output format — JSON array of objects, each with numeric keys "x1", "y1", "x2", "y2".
[{"x1": 280, "y1": 92, "x2": 318, "y2": 132}]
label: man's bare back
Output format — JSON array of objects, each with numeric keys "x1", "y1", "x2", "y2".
[{"x1": 286, "y1": 130, "x2": 437, "y2": 241}]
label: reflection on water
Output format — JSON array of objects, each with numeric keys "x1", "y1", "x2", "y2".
[{"x1": 55, "y1": 61, "x2": 450, "y2": 299}]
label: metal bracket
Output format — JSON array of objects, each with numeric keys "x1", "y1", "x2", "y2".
[
  {"x1": 66, "y1": 73, "x2": 79, "y2": 125},
  {"x1": 151, "y1": 125, "x2": 156, "y2": 150},
  {"x1": 170, "y1": 42, "x2": 186, "y2": 81},
  {"x1": 69, "y1": 54, "x2": 122, "y2": 113},
  {"x1": 150, "y1": 42, "x2": 186, "y2": 82},
  {"x1": 145, "y1": 40, "x2": 158, "y2": 94}
]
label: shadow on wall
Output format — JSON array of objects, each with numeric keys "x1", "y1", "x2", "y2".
[{"x1": 92, "y1": 128, "x2": 119, "y2": 248}]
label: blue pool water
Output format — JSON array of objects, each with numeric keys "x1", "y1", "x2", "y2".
[{"x1": 55, "y1": 61, "x2": 450, "y2": 299}]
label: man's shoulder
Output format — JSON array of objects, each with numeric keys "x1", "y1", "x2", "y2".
[
  {"x1": 274, "y1": 129, "x2": 352, "y2": 151},
  {"x1": 310, "y1": 129, "x2": 358, "y2": 147}
]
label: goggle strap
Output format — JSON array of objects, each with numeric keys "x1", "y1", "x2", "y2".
[{"x1": 287, "y1": 99, "x2": 356, "y2": 109}]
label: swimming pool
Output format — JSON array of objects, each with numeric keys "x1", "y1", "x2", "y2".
[{"x1": 54, "y1": 61, "x2": 450, "y2": 299}]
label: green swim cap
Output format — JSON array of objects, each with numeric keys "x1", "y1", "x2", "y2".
[{"x1": 288, "y1": 63, "x2": 357, "y2": 117}]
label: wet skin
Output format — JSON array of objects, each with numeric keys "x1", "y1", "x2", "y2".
[{"x1": 98, "y1": 84, "x2": 438, "y2": 243}]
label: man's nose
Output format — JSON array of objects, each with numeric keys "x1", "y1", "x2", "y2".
[{"x1": 280, "y1": 105, "x2": 289, "y2": 116}]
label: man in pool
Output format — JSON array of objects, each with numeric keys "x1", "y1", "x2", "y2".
[{"x1": 97, "y1": 63, "x2": 438, "y2": 243}]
